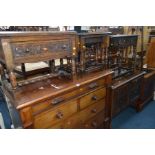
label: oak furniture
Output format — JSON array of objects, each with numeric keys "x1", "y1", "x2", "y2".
[
  {"x1": 0, "y1": 32, "x2": 113, "y2": 129},
  {"x1": 137, "y1": 38, "x2": 155, "y2": 111},
  {"x1": 77, "y1": 32, "x2": 110, "y2": 74},
  {"x1": 108, "y1": 35, "x2": 145, "y2": 116}
]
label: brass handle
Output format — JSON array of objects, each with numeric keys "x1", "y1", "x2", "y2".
[
  {"x1": 88, "y1": 82, "x2": 98, "y2": 89},
  {"x1": 52, "y1": 97, "x2": 64, "y2": 105},
  {"x1": 92, "y1": 95, "x2": 97, "y2": 101},
  {"x1": 91, "y1": 108, "x2": 97, "y2": 113},
  {"x1": 91, "y1": 121, "x2": 97, "y2": 128},
  {"x1": 56, "y1": 112, "x2": 63, "y2": 119}
]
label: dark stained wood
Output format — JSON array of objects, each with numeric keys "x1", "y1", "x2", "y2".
[
  {"x1": 111, "y1": 72, "x2": 144, "y2": 117},
  {"x1": 108, "y1": 34, "x2": 145, "y2": 117},
  {"x1": 0, "y1": 32, "x2": 113, "y2": 129},
  {"x1": 77, "y1": 32, "x2": 110, "y2": 73},
  {"x1": 137, "y1": 70, "x2": 155, "y2": 111}
]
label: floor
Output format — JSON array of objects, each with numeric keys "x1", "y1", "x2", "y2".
[
  {"x1": 0, "y1": 92, "x2": 155, "y2": 129},
  {"x1": 112, "y1": 100, "x2": 155, "y2": 129},
  {"x1": 0, "y1": 100, "x2": 12, "y2": 129}
]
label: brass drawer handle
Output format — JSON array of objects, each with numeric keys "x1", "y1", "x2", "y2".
[
  {"x1": 88, "y1": 82, "x2": 98, "y2": 89},
  {"x1": 52, "y1": 97, "x2": 64, "y2": 105},
  {"x1": 91, "y1": 108, "x2": 97, "y2": 113},
  {"x1": 91, "y1": 121, "x2": 97, "y2": 128},
  {"x1": 56, "y1": 112, "x2": 64, "y2": 119},
  {"x1": 92, "y1": 95, "x2": 97, "y2": 101}
]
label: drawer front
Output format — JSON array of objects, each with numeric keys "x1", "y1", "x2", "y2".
[
  {"x1": 48, "y1": 99, "x2": 105, "y2": 129},
  {"x1": 83, "y1": 110, "x2": 105, "y2": 129},
  {"x1": 48, "y1": 113, "x2": 83, "y2": 129},
  {"x1": 11, "y1": 40, "x2": 72, "y2": 64},
  {"x1": 79, "y1": 99, "x2": 105, "y2": 123},
  {"x1": 34, "y1": 100, "x2": 77, "y2": 129},
  {"x1": 80, "y1": 87, "x2": 106, "y2": 110},
  {"x1": 32, "y1": 78, "x2": 105, "y2": 115},
  {"x1": 48, "y1": 122, "x2": 64, "y2": 129},
  {"x1": 78, "y1": 78, "x2": 105, "y2": 95},
  {"x1": 50, "y1": 113, "x2": 82, "y2": 129},
  {"x1": 32, "y1": 89, "x2": 78, "y2": 115},
  {"x1": 63, "y1": 114, "x2": 83, "y2": 129}
]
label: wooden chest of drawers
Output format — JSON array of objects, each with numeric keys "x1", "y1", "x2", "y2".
[{"x1": 4, "y1": 70, "x2": 112, "y2": 129}]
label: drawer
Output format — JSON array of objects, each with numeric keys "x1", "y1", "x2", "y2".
[
  {"x1": 78, "y1": 78, "x2": 105, "y2": 94},
  {"x1": 32, "y1": 89, "x2": 78, "y2": 115},
  {"x1": 80, "y1": 87, "x2": 106, "y2": 110},
  {"x1": 83, "y1": 110, "x2": 105, "y2": 129},
  {"x1": 34, "y1": 99, "x2": 77, "y2": 129},
  {"x1": 32, "y1": 78, "x2": 105, "y2": 115},
  {"x1": 48, "y1": 113, "x2": 83, "y2": 129},
  {"x1": 63, "y1": 113, "x2": 83, "y2": 129},
  {"x1": 48, "y1": 122, "x2": 64, "y2": 129},
  {"x1": 79, "y1": 99, "x2": 105, "y2": 123},
  {"x1": 48, "y1": 99, "x2": 105, "y2": 129}
]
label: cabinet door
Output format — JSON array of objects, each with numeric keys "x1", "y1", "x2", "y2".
[
  {"x1": 143, "y1": 73, "x2": 155, "y2": 100},
  {"x1": 112, "y1": 84, "x2": 129, "y2": 116},
  {"x1": 129, "y1": 76, "x2": 143, "y2": 104}
]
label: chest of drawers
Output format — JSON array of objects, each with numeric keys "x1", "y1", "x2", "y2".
[{"x1": 4, "y1": 70, "x2": 112, "y2": 129}]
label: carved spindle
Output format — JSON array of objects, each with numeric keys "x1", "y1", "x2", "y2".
[
  {"x1": 67, "y1": 57, "x2": 70, "y2": 67},
  {"x1": 81, "y1": 45, "x2": 86, "y2": 72},
  {"x1": 72, "y1": 47, "x2": 76, "y2": 78},
  {"x1": 0, "y1": 64, "x2": 4, "y2": 76},
  {"x1": 21, "y1": 63, "x2": 26, "y2": 79},
  {"x1": 9, "y1": 71, "x2": 17, "y2": 89},
  {"x1": 60, "y1": 58, "x2": 63, "y2": 67},
  {"x1": 49, "y1": 60, "x2": 55, "y2": 73}
]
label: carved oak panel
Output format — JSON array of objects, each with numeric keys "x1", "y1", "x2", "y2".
[{"x1": 11, "y1": 40, "x2": 72, "y2": 62}]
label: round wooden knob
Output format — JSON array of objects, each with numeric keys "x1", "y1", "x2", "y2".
[
  {"x1": 56, "y1": 112, "x2": 63, "y2": 119},
  {"x1": 83, "y1": 45, "x2": 86, "y2": 49},
  {"x1": 91, "y1": 109, "x2": 97, "y2": 113},
  {"x1": 25, "y1": 48, "x2": 30, "y2": 53},
  {"x1": 73, "y1": 47, "x2": 76, "y2": 51},
  {"x1": 43, "y1": 47, "x2": 48, "y2": 51},
  {"x1": 91, "y1": 121, "x2": 97, "y2": 128},
  {"x1": 92, "y1": 95, "x2": 97, "y2": 101}
]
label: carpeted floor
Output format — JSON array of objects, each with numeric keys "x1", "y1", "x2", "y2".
[
  {"x1": 0, "y1": 100, "x2": 12, "y2": 129},
  {"x1": 112, "y1": 100, "x2": 155, "y2": 129}
]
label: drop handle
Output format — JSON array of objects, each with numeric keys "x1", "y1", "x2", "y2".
[
  {"x1": 56, "y1": 112, "x2": 63, "y2": 119},
  {"x1": 92, "y1": 95, "x2": 97, "y2": 101},
  {"x1": 52, "y1": 97, "x2": 64, "y2": 105},
  {"x1": 91, "y1": 108, "x2": 97, "y2": 113},
  {"x1": 91, "y1": 121, "x2": 97, "y2": 128},
  {"x1": 88, "y1": 82, "x2": 98, "y2": 89}
]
